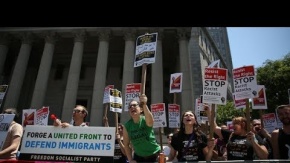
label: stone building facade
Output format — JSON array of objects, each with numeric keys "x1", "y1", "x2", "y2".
[{"x1": 0, "y1": 27, "x2": 233, "y2": 127}]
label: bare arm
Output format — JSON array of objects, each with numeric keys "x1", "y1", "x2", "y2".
[
  {"x1": 203, "y1": 138, "x2": 215, "y2": 161},
  {"x1": 0, "y1": 136, "x2": 21, "y2": 156},
  {"x1": 140, "y1": 94, "x2": 154, "y2": 127},
  {"x1": 259, "y1": 128, "x2": 271, "y2": 143},
  {"x1": 271, "y1": 129, "x2": 280, "y2": 159},
  {"x1": 248, "y1": 132, "x2": 268, "y2": 159},
  {"x1": 166, "y1": 146, "x2": 177, "y2": 162},
  {"x1": 103, "y1": 116, "x2": 109, "y2": 127},
  {"x1": 116, "y1": 133, "x2": 126, "y2": 156},
  {"x1": 123, "y1": 127, "x2": 135, "y2": 163}
]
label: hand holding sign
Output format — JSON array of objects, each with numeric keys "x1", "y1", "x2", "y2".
[{"x1": 139, "y1": 94, "x2": 147, "y2": 107}]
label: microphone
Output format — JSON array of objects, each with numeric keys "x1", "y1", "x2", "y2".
[{"x1": 50, "y1": 114, "x2": 61, "y2": 126}]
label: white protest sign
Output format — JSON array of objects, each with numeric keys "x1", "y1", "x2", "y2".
[
  {"x1": 22, "y1": 109, "x2": 36, "y2": 127},
  {"x1": 19, "y1": 126, "x2": 115, "y2": 162},
  {"x1": 262, "y1": 113, "x2": 277, "y2": 133},
  {"x1": 252, "y1": 85, "x2": 268, "y2": 109},
  {"x1": 196, "y1": 96, "x2": 209, "y2": 124},
  {"x1": 195, "y1": 98, "x2": 202, "y2": 124},
  {"x1": 103, "y1": 85, "x2": 114, "y2": 104},
  {"x1": 233, "y1": 65, "x2": 258, "y2": 100},
  {"x1": 109, "y1": 89, "x2": 122, "y2": 113},
  {"x1": 36, "y1": 106, "x2": 50, "y2": 126},
  {"x1": 0, "y1": 114, "x2": 15, "y2": 150},
  {"x1": 208, "y1": 59, "x2": 220, "y2": 68},
  {"x1": 203, "y1": 67, "x2": 228, "y2": 105},
  {"x1": 169, "y1": 73, "x2": 183, "y2": 93},
  {"x1": 168, "y1": 104, "x2": 180, "y2": 128},
  {"x1": 124, "y1": 83, "x2": 141, "y2": 112},
  {"x1": 0, "y1": 85, "x2": 8, "y2": 108},
  {"x1": 134, "y1": 32, "x2": 158, "y2": 67},
  {"x1": 233, "y1": 93, "x2": 246, "y2": 109},
  {"x1": 227, "y1": 121, "x2": 234, "y2": 131},
  {"x1": 151, "y1": 103, "x2": 167, "y2": 128}
]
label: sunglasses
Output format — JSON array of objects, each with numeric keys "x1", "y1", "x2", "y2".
[
  {"x1": 253, "y1": 124, "x2": 261, "y2": 126},
  {"x1": 129, "y1": 104, "x2": 138, "y2": 108},
  {"x1": 73, "y1": 110, "x2": 82, "y2": 114},
  {"x1": 118, "y1": 127, "x2": 123, "y2": 130}
]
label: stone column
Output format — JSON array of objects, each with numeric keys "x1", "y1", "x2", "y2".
[
  {"x1": 4, "y1": 32, "x2": 33, "y2": 108},
  {"x1": 120, "y1": 29, "x2": 136, "y2": 124},
  {"x1": 61, "y1": 31, "x2": 86, "y2": 121},
  {"x1": 151, "y1": 29, "x2": 163, "y2": 104},
  {"x1": 178, "y1": 29, "x2": 193, "y2": 114},
  {"x1": 30, "y1": 32, "x2": 58, "y2": 109},
  {"x1": 0, "y1": 33, "x2": 10, "y2": 80},
  {"x1": 90, "y1": 29, "x2": 110, "y2": 126}
]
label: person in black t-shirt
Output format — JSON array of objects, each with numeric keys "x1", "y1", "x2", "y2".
[
  {"x1": 205, "y1": 105, "x2": 268, "y2": 160},
  {"x1": 167, "y1": 110, "x2": 215, "y2": 162},
  {"x1": 271, "y1": 105, "x2": 290, "y2": 159}
]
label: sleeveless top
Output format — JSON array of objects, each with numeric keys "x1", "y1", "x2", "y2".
[
  {"x1": 124, "y1": 116, "x2": 160, "y2": 157},
  {"x1": 278, "y1": 128, "x2": 290, "y2": 159}
]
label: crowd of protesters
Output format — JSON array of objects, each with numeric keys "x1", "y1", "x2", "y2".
[{"x1": 1, "y1": 103, "x2": 290, "y2": 162}]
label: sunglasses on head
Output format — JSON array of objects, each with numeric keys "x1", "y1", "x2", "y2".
[{"x1": 73, "y1": 110, "x2": 82, "y2": 113}]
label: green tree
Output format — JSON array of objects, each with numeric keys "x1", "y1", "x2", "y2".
[
  {"x1": 256, "y1": 53, "x2": 290, "y2": 113},
  {"x1": 216, "y1": 101, "x2": 244, "y2": 125}
]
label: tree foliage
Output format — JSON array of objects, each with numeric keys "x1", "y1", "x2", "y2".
[
  {"x1": 256, "y1": 52, "x2": 290, "y2": 113},
  {"x1": 216, "y1": 101, "x2": 244, "y2": 125},
  {"x1": 214, "y1": 53, "x2": 290, "y2": 124}
]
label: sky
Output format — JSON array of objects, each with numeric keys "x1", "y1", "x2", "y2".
[{"x1": 227, "y1": 27, "x2": 290, "y2": 69}]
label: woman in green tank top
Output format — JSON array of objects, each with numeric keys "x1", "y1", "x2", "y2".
[{"x1": 123, "y1": 94, "x2": 161, "y2": 163}]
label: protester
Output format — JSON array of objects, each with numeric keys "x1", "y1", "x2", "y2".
[
  {"x1": 0, "y1": 108, "x2": 24, "y2": 160},
  {"x1": 251, "y1": 119, "x2": 273, "y2": 159},
  {"x1": 212, "y1": 124, "x2": 228, "y2": 161},
  {"x1": 123, "y1": 94, "x2": 161, "y2": 163},
  {"x1": 103, "y1": 117, "x2": 128, "y2": 163},
  {"x1": 271, "y1": 105, "x2": 290, "y2": 159},
  {"x1": 167, "y1": 110, "x2": 215, "y2": 162},
  {"x1": 205, "y1": 105, "x2": 268, "y2": 160},
  {"x1": 53, "y1": 105, "x2": 88, "y2": 127},
  {"x1": 163, "y1": 133, "x2": 173, "y2": 157}
]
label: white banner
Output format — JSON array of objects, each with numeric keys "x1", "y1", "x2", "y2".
[
  {"x1": 134, "y1": 33, "x2": 158, "y2": 67},
  {"x1": 168, "y1": 104, "x2": 180, "y2": 128},
  {"x1": 151, "y1": 103, "x2": 167, "y2": 128},
  {"x1": 0, "y1": 114, "x2": 15, "y2": 150},
  {"x1": 19, "y1": 126, "x2": 115, "y2": 162}
]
